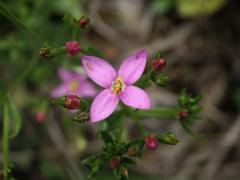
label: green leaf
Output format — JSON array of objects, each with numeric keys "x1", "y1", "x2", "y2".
[
  {"x1": 157, "y1": 132, "x2": 181, "y2": 145},
  {"x1": 9, "y1": 102, "x2": 22, "y2": 139},
  {"x1": 180, "y1": 122, "x2": 202, "y2": 138},
  {"x1": 0, "y1": 2, "x2": 34, "y2": 35},
  {"x1": 100, "y1": 131, "x2": 113, "y2": 144},
  {"x1": 134, "y1": 71, "x2": 152, "y2": 88},
  {"x1": 177, "y1": 0, "x2": 227, "y2": 17},
  {"x1": 121, "y1": 157, "x2": 136, "y2": 165}
]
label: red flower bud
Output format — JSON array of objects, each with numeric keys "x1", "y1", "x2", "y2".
[
  {"x1": 144, "y1": 134, "x2": 159, "y2": 150},
  {"x1": 65, "y1": 95, "x2": 80, "y2": 110},
  {"x1": 152, "y1": 58, "x2": 166, "y2": 71},
  {"x1": 65, "y1": 41, "x2": 81, "y2": 56},
  {"x1": 178, "y1": 111, "x2": 188, "y2": 120},
  {"x1": 79, "y1": 16, "x2": 90, "y2": 28},
  {"x1": 35, "y1": 111, "x2": 46, "y2": 123},
  {"x1": 110, "y1": 156, "x2": 120, "y2": 169}
]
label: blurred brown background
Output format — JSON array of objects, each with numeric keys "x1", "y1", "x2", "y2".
[{"x1": 1, "y1": 0, "x2": 240, "y2": 179}]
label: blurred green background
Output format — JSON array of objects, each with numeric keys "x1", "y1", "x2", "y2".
[{"x1": 0, "y1": 0, "x2": 240, "y2": 179}]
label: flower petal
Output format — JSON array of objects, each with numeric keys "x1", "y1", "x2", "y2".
[
  {"x1": 50, "y1": 84, "x2": 68, "y2": 98},
  {"x1": 58, "y1": 68, "x2": 74, "y2": 82},
  {"x1": 119, "y1": 86, "x2": 151, "y2": 109},
  {"x1": 77, "y1": 83, "x2": 97, "y2": 97},
  {"x1": 90, "y1": 89, "x2": 119, "y2": 123},
  {"x1": 118, "y1": 50, "x2": 147, "y2": 85},
  {"x1": 82, "y1": 56, "x2": 117, "y2": 88}
]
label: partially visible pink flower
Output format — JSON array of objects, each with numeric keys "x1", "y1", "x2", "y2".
[
  {"x1": 65, "y1": 41, "x2": 81, "y2": 56},
  {"x1": 51, "y1": 68, "x2": 97, "y2": 98},
  {"x1": 82, "y1": 50, "x2": 151, "y2": 123}
]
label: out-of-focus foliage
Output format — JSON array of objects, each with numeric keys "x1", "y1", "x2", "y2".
[
  {"x1": 153, "y1": 0, "x2": 227, "y2": 17},
  {"x1": 177, "y1": 0, "x2": 227, "y2": 17}
]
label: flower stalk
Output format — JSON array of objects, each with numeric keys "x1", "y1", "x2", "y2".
[{"x1": 3, "y1": 101, "x2": 10, "y2": 179}]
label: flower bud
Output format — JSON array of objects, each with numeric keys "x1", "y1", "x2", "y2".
[
  {"x1": 127, "y1": 146, "x2": 137, "y2": 157},
  {"x1": 79, "y1": 16, "x2": 90, "y2": 28},
  {"x1": 178, "y1": 110, "x2": 188, "y2": 120},
  {"x1": 152, "y1": 58, "x2": 166, "y2": 71},
  {"x1": 65, "y1": 41, "x2": 81, "y2": 56},
  {"x1": 73, "y1": 112, "x2": 89, "y2": 123},
  {"x1": 64, "y1": 95, "x2": 80, "y2": 110},
  {"x1": 151, "y1": 72, "x2": 169, "y2": 87},
  {"x1": 35, "y1": 111, "x2": 46, "y2": 123},
  {"x1": 158, "y1": 132, "x2": 181, "y2": 145},
  {"x1": 144, "y1": 134, "x2": 159, "y2": 150},
  {"x1": 39, "y1": 47, "x2": 51, "y2": 58},
  {"x1": 120, "y1": 168, "x2": 128, "y2": 178},
  {"x1": 110, "y1": 156, "x2": 120, "y2": 169}
]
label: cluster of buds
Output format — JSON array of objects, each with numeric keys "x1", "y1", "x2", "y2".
[
  {"x1": 40, "y1": 41, "x2": 81, "y2": 59},
  {"x1": 150, "y1": 52, "x2": 169, "y2": 87},
  {"x1": 39, "y1": 46, "x2": 66, "y2": 59},
  {"x1": 40, "y1": 15, "x2": 90, "y2": 59},
  {"x1": 52, "y1": 95, "x2": 81, "y2": 110},
  {"x1": 63, "y1": 14, "x2": 90, "y2": 28}
]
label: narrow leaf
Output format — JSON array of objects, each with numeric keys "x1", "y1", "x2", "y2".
[{"x1": 9, "y1": 102, "x2": 22, "y2": 139}]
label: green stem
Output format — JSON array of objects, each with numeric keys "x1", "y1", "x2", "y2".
[
  {"x1": 136, "y1": 108, "x2": 178, "y2": 119},
  {"x1": 0, "y1": 2, "x2": 35, "y2": 37},
  {"x1": 3, "y1": 101, "x2": 10, "y2": 179},
  {"x1": 117, "y1": 114, "x2": 125, "y2": 140},
  {"x1": 76, "y1": 27, "x2": 81, "y2": 41},
  {"x1": 133, "y1": 117, "x2": 147, "y2": 135}
]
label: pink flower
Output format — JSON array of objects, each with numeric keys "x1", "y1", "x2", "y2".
[
  {"x1": 82, "y1": 50, "x2": 151, "y2": 123},
  {"x1": 65, "y1": 41, "x2": 81, "y2": 56},
  {"x1": 51, "y1": 68, "x2": 97, "y2": 98}
]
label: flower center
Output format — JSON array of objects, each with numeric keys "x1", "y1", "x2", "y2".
[
  {"x1": 69, "y1": 80, "x2": 79, "y2": 91},
  {"x1": 111, "y1": 76, "x2": 125, "y2": 94}
]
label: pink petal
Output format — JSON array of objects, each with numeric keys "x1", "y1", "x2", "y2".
[
  {"x1": 82, "y1": 56, "x2": 117, "y2": 88},
  {"x1": 77, "y1": 83, "x2": 97, "y2": 97},
  {"x1": 118, "y1": 50, "x2": 147, "y2": 85},
  {"x1": 58, "y1": 68, "x2": 74, "y2": 82},
  {"x1": 50, "y1": 84, "x2": 68, "y2": 98},
  {"x1": 90, "y1": 89, "x2": 119, "y2": 123},
  {"x1": 119, "y1": 85, "x2": 151, "y2": 109}
]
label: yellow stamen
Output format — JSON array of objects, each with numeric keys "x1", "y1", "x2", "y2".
[
  {"x1": 111, "y1": 76, "x2": 125, "y2": 94},
  {"x1": 69, "y1": 80, "x2": 79, "y2": 91}
]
